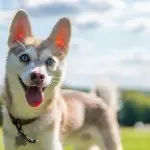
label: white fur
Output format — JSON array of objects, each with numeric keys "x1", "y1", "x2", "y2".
[
  {"x1": 3, "y1": 13, "x2": 89, "y2": 150},
  {"x1": 19, "y1": 47, "x2": 53, "y2": 87},
  {"x1": 91, "y1": 76, "x2": 120, "y2": 111},
  {"x1": 3, "y1": 45, "x2": 67, "y2": 150},
  {"x1": 6, "y1": 47, "x2": 55, "y2": 119},
  {"x1": 2, "y1": 105, "x2": 61, "y2": 150}
]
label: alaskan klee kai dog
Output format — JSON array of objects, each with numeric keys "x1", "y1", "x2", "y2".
[{"x1": 2, "y1": 10, "x2": 123, "y2": 150}]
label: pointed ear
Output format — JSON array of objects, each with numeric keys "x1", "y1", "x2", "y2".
[
  {"x1": 8, "y1": 10, "x2": 32, "y2": 47},
  {"x1": 47, "y1": 18, "x2": 71, "y2": 58}
]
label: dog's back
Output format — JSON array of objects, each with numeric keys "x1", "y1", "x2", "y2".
[{"x1": 59, "y1": 79, "x2": 122, "y2": 150}]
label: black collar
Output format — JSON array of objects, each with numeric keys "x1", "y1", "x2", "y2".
[
  {"x1": 9, "y1": 113, "x2": 38, "y2": 125},
  {"x1": 9, "y1": 113, "x2": 39, "y2": 144}
]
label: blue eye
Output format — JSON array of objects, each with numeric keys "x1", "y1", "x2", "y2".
[
  {"x1": 20, "y1": 54, "x2": 30, "y2": 63},
  {"x1": 46, "y1": 58, "x2": 55, "y2": 66}
]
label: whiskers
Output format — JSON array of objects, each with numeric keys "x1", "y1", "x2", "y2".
[
  {"x1": 49, "y1": 76, "x2": 62, "y2": 87},
  {"x1": 16, "y1": 40, "x2": 27, "y2": 50}
]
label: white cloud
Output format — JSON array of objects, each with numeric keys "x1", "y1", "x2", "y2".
[
  {"x1": 0, "y1": 10, "x2": 15, "y2": 25},
  {"x1": 74, "y1": 12, "x2": 101, "y2": 29},
  {"x1": 75, "y1": 12, "x2": 100, "y2": 24},
  {"x1": 87, "y1": 0, "x2": 125, "y2": 8},
  {"x1": 134, "y1": 2, "x2": 150, "y2": 13},
  {"x1": 26, "y1": 0, "x2": 80, "y2": 7},
  {"x1": 26, "y1": 0, "x2": 125, "y2": 8},
  {"x1": 24, "y1": 0, "x2": 126, "y2": 23},
  {"x1": 71, "y1": 0, "x2": 127, "y2": 30},
  {"x1": 74, "y1": 10, "x2": 121, "y2": 30},
  {"x1": 26, "y1": 0, "x2": 52, "y2": 7},
  {"x1": 123, "y1": 17, "x2": 150, "y2": 33},
  {"x1": 65, "y1": 45, "x2": 150, "y2": 89},
  {"x1": 108, "y1": 0, "x2": 125, "y2": 9}
]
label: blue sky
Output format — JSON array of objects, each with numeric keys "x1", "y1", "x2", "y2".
[{"x1": 1, "y1": 0, "x2": 150, "y2": 89}]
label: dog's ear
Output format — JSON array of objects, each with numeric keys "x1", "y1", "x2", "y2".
[
  {"x1": 8, "y1": 10, "x2": 32, "y2": 47},
  {"x1": 46, "y1": 18, "x2": 71, "y2": 59}
]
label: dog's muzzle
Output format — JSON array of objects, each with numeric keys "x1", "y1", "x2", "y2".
[{"x1": 18, "y1": 76, "x2": 47, "y2": 107}]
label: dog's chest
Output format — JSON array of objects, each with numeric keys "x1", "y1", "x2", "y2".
[
  {"x1": 13, "y1": 143, "x2": 37, "y2": 150},
  {"x1": 3, "y1": 123, "x2": 54, "y2": 150},
  {"x1": 3, "y1": 106, "x2": 58, "y2": 150}
]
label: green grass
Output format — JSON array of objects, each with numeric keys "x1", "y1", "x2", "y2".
[
  {"x1": 0, "y1": 127, "x2": 150, "y2": 150},
  {"x1": 0, "y1": 128, "x2": 4, "y2": 150},
  {"x1": 121, "y1": 128, "x2": 150, "y2": 150}
]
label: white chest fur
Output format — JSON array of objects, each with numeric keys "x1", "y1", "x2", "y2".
[
  {"x1": 2, "y1": 106, "x2": 62, "y2": 150},
  {"x1": 3, "y1": 132, "x2": 61, "y2": 150}
]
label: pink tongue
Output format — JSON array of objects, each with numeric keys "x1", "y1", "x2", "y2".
[{"x1": 25, "y1": 86, "x2": 44, "y2": 107}]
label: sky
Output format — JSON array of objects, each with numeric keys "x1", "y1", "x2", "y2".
[{"x1": 1, "y1": 0, "x2": 150, "y2": 90}]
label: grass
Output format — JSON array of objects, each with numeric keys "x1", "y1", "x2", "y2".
[
  {"x1": 0, "y1": 127, "x2": 150, "y2": 150},
  {"x1": 0, "y1": 128, "x2": 4, "y2": 150},
  {"x1": 121, "y1": 128, "x2": 150, "y2": 150}
]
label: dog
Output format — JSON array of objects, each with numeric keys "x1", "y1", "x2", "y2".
[{"x1": 2, "y1": 10, "x2": 123, "y2": 150}]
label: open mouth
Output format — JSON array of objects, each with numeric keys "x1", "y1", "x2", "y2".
[
  {"x1": 18, "y1": 77, "x2": 46, "y2": 107},
  {"x1": 18, "y1": 77, "x2": 46, "y2": 91}
]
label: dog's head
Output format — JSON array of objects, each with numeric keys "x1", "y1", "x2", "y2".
[{"x1": 6, "y1": 10, "x2": 71, "y2": 108}]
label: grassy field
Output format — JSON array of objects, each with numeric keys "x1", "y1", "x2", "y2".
[
  {"x1": 0, "y1": 127, "x2": 150, "y2": 150},
  {"x1": 121, "y1": 128, "x2": 150, "y2": 150},
  {"x1": 0, "y1": 128, "x2": 4, "y2": 150}
]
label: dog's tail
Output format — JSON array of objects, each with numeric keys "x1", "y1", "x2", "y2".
[{"x1": 91, "y1": 76, "x2": 120, "y2": 111}]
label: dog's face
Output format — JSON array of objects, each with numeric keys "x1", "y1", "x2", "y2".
[{"x1": 6, "y1": 10, "x2": 71, "y2": 108}]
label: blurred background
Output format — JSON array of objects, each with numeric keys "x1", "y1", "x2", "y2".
[{"x1": 1, "y1": 0, "x2": 150, "y2": 150}]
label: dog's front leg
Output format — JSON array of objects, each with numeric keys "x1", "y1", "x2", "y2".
[
  {"x1": 3, "y1": 134, "x2": 16, "y2": 150},
  {"x1": 38, "y1": 131, "x2": 63, "y2": 150}
]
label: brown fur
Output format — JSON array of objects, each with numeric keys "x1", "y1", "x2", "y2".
[
  {"x1": 47, "y1": 89, "x2": 122, "y2": 150},
  {"x1": 9, "y1": 36, "x2": 67, "y2": 61}
]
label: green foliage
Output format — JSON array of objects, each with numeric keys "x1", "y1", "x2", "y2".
[
  {"x1": 0, "y1": 105, "x2": 2, "y2": 126},
  {"x1": 0, "y1": 97, "x2": 2, "y2": 126},
  {"x1": 122, "y1": 90, "x2": 150, "y2": 106},
  {"x1": 65, "y1": 145, "x2": 74, "y2": 150},
  {"x1": 119, "y1": 100, "x2": 140, "y2": 126},
  {"x1": 119, "y1": 90, "x2": 150, "y2": 126}
]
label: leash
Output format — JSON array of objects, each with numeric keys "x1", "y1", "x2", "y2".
[{"x1": 9, "y1": 113, "x2": 38, "y2": 144}]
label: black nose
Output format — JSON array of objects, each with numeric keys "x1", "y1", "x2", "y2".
[{"x1": 30, "y1": 72, "x2": 45, "y2": 83}]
